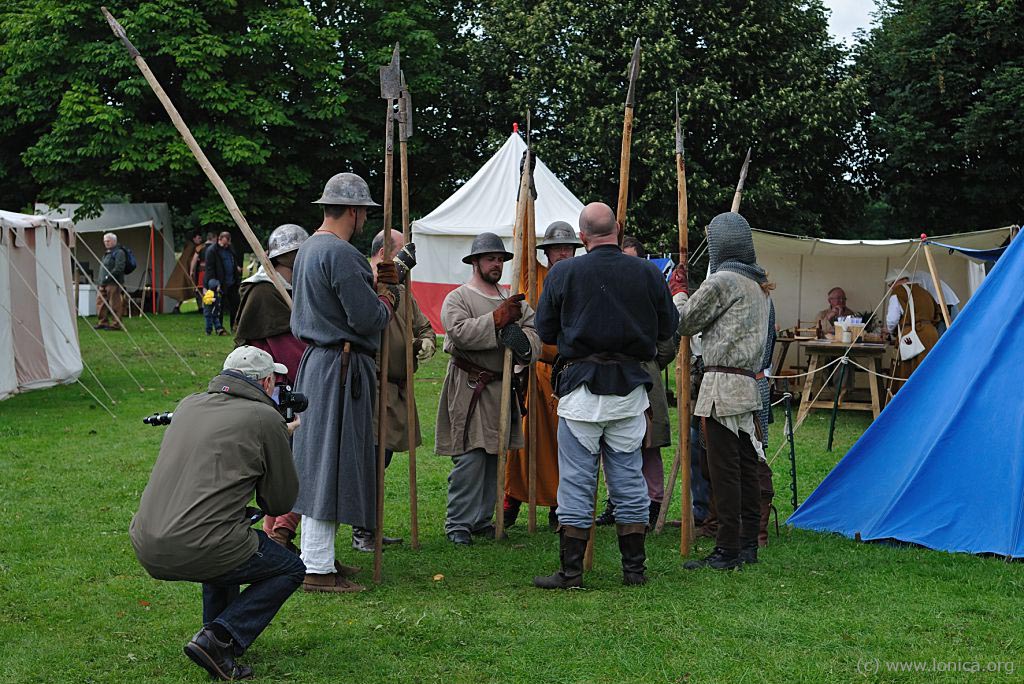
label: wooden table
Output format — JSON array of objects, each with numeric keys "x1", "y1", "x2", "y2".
[{"x1": 795, "y1": 341, "x2": 887, "y2": 429}]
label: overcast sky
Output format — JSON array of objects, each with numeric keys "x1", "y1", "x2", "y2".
[{"x1": 823, "y1": 0, "x2": 877, "y2": 43}]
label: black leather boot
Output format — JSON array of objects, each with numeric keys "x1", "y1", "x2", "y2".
[
  {"x1": 683, "y1": 546, "x2": 742, "y2": 571},
  {"x1": 184, "y1": 627, "x2": 253, "y2": 681},
  {"x1": 533, "y1": 526, "x2": 588, "y2": 589},
  {"x1": 648, "y1": 500, "x2": 662, "y2": 529},
  {"x1": 740, "y1": 543, "x2": 758, "y2": 565},
  {"x1": 616, "y1": 523, "x2": 647, "y2": 585}
]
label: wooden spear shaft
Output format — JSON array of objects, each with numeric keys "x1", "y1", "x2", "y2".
[
  {"x1": 616, "y1": 38, "x2": 642, "y2": 239},
  {"x1": 374, "y1": 100, "x2": 396, "y2": 584},
  {"x1": 399, "y1": 91, "x2": 420, "y2": 551},
  {"x1": 675, "y1": 134, "x2": 694, "y2": 557},
  {"x1": 921, "y1": 237, "x2": 952, "y2": 329},
  {"x1": 526, "y1": 194, "x2": 538, "y2": 533},
  {"x1": 100, "y1": 7, "x2": 290, "y2": 307},
  {"x1": 494, "y1": 148, "x2": 532, "y2": 541}
]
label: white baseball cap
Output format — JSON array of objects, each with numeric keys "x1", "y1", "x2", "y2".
[{"x1": 223, "y1": 346, "x2": 287, "y2": 380}]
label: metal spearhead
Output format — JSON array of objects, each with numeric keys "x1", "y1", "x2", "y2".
[
  {"x1": 674, "y1": 89, "x2": 684, "y2": 156},
  {"x1": 625, "y1": 37, "x2": 641, "y2": 108},
  {"x1": 737, "y1": 147, "x2": 752, "y2": 190},
  {"x1": 100, "y1": 7, "x2": 140, "y2": 58},
  {"x1": 399, "y1": 71, "x2": 413, "y2": 141},
  {"x1": 379, "y1": 42, "x2": 401, "y2": 100}
]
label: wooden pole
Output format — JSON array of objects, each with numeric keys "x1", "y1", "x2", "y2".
[
  {"x1": 374, "y1": 84, "x2": 398, "y2": 586},
  {"x1": 100, "y1": 8, "x2": 290, "y2": 307},
  {"x1": 526, "y1": 194, "x2": 539, "y2": 533},
  {"x1": 494, "y1": 139, "x2": 531, "y2": 541},
  {"x1": 730, "y1": 148, "x2": 752, "y2": 214},
  {"x1": 921, "y1": 236, "x2": 952, "y2": 329},
  {"x1": 399, "y1": 80, "x2": 419, "y2": 551},
  {"x1": 676, "y1": 98, "x2": 694, "y2": 556}
]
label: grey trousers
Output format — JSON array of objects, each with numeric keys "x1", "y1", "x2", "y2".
[{"x1": 445, "y1": 448, "x2": 497, "y2": 535}]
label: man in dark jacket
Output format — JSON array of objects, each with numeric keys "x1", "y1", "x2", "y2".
[
  {"x1": 130, "y1": 346, "x2": 303, "y2": 681},
  {"x1": 533, "y1": 203, "x2": 678, "y2": 589},
  {"x1": 205, "y1": 232, "x2": 241, "y2": 331}
]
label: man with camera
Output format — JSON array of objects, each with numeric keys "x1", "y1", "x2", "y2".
[{"x1": 130, "y1": 346, "x2": 303, "y2": 681}]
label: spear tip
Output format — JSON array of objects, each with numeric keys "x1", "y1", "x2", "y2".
[
  {"x1": 625, "y1": 37, "x2": 642, "y2": 107},
  {"x1": 101, "y1": 6, "x2": 140, "y2": 58}
]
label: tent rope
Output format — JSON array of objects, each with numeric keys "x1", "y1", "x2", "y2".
[
  {"x1": 77, "y1": 238, "x2": 196, "y2": 376},
  {"x1": 70, "y1": 252, "x2": 167, "y2": 384},
  {"x1": 0, "y1": 298, "x2": 116, "y2": 418},
  {"x1": 3, "y1": 252, "x2": 118, "y2": 406}
]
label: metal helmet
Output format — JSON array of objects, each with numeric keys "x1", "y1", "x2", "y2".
[
  {"x1": 267, "y1": 224, "x2": 309, "y2": 259},
  {"x1": 462, "y1": 232, "x2": 514, "y2": 264},
  {"x1": 537, "y1": 220, "x2": 583, "y2": 249},
  {"x1": 312, "y1": 172, "x2": 381, "y2": 207}
]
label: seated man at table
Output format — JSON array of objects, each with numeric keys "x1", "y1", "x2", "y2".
[{"x1": 814, "y1": 287, "x2": 856, "y2": 336}]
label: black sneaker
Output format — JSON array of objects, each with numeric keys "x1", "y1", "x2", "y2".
[
  {"x1": 447, "y1": 530, "x2": 472, "y2": 546},
  {"x1": 740, "y1": 544, "x2": 758, "y2": 565},
  {"x1": 683, "y1": 547, "x2": 742, "y2": 571},
  {"x1": 184, "y1": 627, "x2": 253, "y2": 681}
]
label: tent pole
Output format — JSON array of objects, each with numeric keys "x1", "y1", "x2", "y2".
[
  {"x1": 827, "y1": 360, "x2": 846, "y2": 451},
  {"x1": 784, "y1": 380, "x2": 799, "y2": 510},
  {"x1": 921, "y1": 236, "x2": 952, "y2": 329},
  {"x1": 149, "y1": 223, "x2": 156, "y2": 314}
]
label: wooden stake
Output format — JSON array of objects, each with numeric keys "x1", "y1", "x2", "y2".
[
  {"x1": 100, "y1": 8, "x2": 290, "y2": 307},
  {"x1": 921, "y1": 237, "x2": 952, "y2": 329}
]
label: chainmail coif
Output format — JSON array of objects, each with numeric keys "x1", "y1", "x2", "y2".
[{"x1": 706, "y1": 212, "x2": 767, "y2": 284}]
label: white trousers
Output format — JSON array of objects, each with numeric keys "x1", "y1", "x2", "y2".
[{"x1": 299, "y1": 516, "x2": 337, "y2": 574}]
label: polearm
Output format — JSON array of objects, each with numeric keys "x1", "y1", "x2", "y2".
[
  {"x1": 374, "y1": 44, "x2": 401, "y2": 583},
  {"x1": 526, "y1": 180, "x2": 539, "y2": 533},
  {"x1": 730, "y1": 148, "x2": 752, "y2": 213},
  {"x1": 494, "y1": 113, "x2": 532, "y2": 541},
  {"x1": 615, "y1": 38, "x2": 642, "y2": 243},
  {"x1": 654, "y1": 94, "x2": 693, "y2": 558},
  {"x1": 398, "y1": 71, "x2": 420, "y2": 550},
  {"x1": 100, "y1": 8, "x2": 290, "y2": 306}
]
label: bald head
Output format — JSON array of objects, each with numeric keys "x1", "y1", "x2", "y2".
[
  {"x1": 370, "y1": 229, "x2": 405, "y2": 259},
  {"x1": 579, "y1": 203, "x2": 617, "y2": 238}
]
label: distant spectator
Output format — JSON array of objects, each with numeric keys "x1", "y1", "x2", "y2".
[
  {"x1": 622, "y1": 235, "x2": 648, "y2": 259},
  {"x1": 203, "y1": 278, "x2": 227, "y2": 336},
  {"x1": 205, "y1": 232, "x2": 241, "y2": 331},
  {"x1": 95, "y1": 232, "x2": 125, "y2": 331}
]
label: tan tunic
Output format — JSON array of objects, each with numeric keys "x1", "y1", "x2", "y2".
[
  {"x1": 892, "y1": 283, "x2": 940, "y2": 392},
  {"x1": 436, "y1": 285, "x2": 541, "y2": 456},
  {"x1": 375, "y1": 286, "x2": 435, "y2": 452},
  {"x1": 814, "y1": 305, "x2": 855, "y2": 336}
]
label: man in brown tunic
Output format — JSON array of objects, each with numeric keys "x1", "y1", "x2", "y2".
[
  {"x1": 436, "y1": 232, "x2": 541, "y2": 545},
  {"x1": 885, "y1": 270, "x2": 940, "y2": 392}
]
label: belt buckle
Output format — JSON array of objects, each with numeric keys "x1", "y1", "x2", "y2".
[{"x1": 467, "y1": 373, "x2": 479, "y2": 390}]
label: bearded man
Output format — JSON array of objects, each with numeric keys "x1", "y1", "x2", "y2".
[{"x1": 435, "y1": 232, "x2": 540, "y2": 546}]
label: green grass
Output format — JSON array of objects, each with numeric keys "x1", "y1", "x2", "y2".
[{"x1": 1, "y1": 314, "x2": 1021, "y2": 683}]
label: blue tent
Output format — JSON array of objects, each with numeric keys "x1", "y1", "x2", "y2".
[{"x1": 788, "y1": 234, "x2": 1024, "y2": 557}]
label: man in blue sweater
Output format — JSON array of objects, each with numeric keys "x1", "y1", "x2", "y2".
[{"x1": 533, "y1": 202, "x2": 678, "y2": 588}]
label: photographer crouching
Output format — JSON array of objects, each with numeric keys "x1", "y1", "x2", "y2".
[{"x1": 130, "y1": 346, "x2": 303, "y2": 681}]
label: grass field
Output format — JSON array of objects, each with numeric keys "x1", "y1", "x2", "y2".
[{"x1": 1, "y1": 314, "x2": 1021, "y2": 683}]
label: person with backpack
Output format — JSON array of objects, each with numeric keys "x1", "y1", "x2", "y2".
[{"x1": 96, "y1": 232, "x2": 128, "y2": 331}]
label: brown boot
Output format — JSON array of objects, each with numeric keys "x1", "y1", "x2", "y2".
[
  {"x1": 533, "y1": 526, "x2": 588, "y2": 589},
  {"x1": 616, "y1": 523, "x2": 647, "y2": 586},
  {"x1": 302, "y1": 573, "x2": 365, "y2": 594}
]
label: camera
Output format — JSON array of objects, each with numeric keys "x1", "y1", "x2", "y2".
[
  {"x1": 142, "y1": 412, "x2": 173, "y2": 426},
  {"x1": 276, "y1": 383, "x2": 308, "y2": 421}
]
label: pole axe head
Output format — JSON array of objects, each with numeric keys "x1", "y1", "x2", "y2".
[
  {"x1": 379, "y1": 42, "x2": 402, "y2": 101},
  {"x1": 674, "y1": 89, "x2": 684, "y2": 156},
  {"x1": 399, "y1": 71, "x2": 413, "y2": 141},
  {"x1": 625, "y1": 37, "x2": 641, "y2": 108},
  {"x1": 100, "y1": 7, "x2": 140, "y2": 58},
  {"x1": 737, "y1": 147, "x2": 752, "y2": 188}
]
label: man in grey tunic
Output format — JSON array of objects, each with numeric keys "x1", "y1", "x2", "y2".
[
  {"x1": 436, "y1": 232, "x2": 541, "y2": 545},
  {"x1": 670, "y1": 211, "x2": 770, "y2": 570},
  {"x1": 290, "y1": 173, "x2": 400, "y2": 593}
]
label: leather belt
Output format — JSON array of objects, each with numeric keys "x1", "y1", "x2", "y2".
[
  {"x1": 704, "y1": 365, "x2": 756, "y2": 379},
  {"x1": 451, "y1": 356, "x2": 499, "y2": 450}
]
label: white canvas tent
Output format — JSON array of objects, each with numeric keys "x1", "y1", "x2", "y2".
[
  {"x1": 35, "y1": 203, "x2": 176, "y2": 314},
  {"x1": 0, "y1": 210, "x2": 82, "y2": 401},
  {"x1": 753, "y1": 226, "x2": 1014, "y2": 369},
  {"x1": 411, "y1": 132, "x2": 585, "y2": 331}
]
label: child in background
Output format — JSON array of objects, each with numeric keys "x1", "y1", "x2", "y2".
[{"x1": 203, "y1": 278, "x2": 226, "y2": 336}]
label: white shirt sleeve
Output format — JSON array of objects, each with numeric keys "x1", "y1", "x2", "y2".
[{"x1": 886, "y1": 294, "x2": 903, "y2": 333}]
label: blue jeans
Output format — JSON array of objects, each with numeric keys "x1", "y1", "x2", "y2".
[
  {"x1": 555, "y1": 419, "x2": 649, "y2": 529},
  {"x1": 201, "y1": 531, "x2": 306, "y2": 654}
]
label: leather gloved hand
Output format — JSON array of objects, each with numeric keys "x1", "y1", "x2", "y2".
[
  {"x1": 492, "y1": 293, "x2": 526, "y2": 329},
  {"x1": 392, "y1": 242, "x2": 417, "y2": 284},
  {"x1": 415, "y1": 336, "x2": 436, "y2": 363},
  {"x1": 376, "y1": 282, "x2": 400, "y2": 312},
  {"x1": 376, "y1": 261, "x2": 399, "y2": 286},
  {"x1": 669, "y1": 263, "x2": 689, "y2": 296}
]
